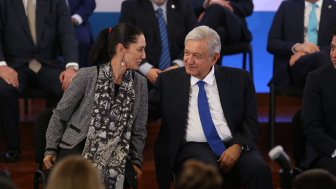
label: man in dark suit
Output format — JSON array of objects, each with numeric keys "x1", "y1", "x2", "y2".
[
  {"x1": 68, "y1": 0, "x2": 96, "y2": 68},
  {"x1": 301, "y1": 28, "x2": 336, "y2": 175},
  {"x1": 118, "y1": 0, "x2": 198, "y2": 89},
  {"x1": 0, "y1": 0, "x2": 78, "y2": 161},
  {"x1": 148, "y1": 26, "x2": 273, "y2": 189},
  {"x1": 267, "y1": 0, "x2": 336, "y2": 86},
  {"x1": 186, "y1": 0, "x2": 253, "y2": 65}
]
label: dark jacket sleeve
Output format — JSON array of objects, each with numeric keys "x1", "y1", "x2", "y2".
[
  {"x1": 176, "y1": 1, "x2": 198, "y2": 61},
  {"x1": 0, "y1": 2, "x2": 5, "y2": 62},
  {"x1": 302, "y1": 73, "x2": 336, "y2": 156},
  {"x1": 230, "y1": 0, "x2": 253, "y2": 18},
  {"x1": 72, "y1": 0, "x2": 96, "y2": 23},
  {"x1": 148, "y1": 74, "x2": 163, "y2": 122},
  {"x1": 57, "y1": 0, "x2": 79, "y2": 63},
  {"x1": 129, "y1": 77, "x2": 148, "y2": 169},
  {"x1": 267, "y1": 2, "x2": 296, "y2": 58},
  {"x1": 230, "y1": 71, "x2": 260, "y2": 148}
]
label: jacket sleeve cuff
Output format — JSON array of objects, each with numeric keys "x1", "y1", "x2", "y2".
[
  {"x1": 44, "y1": 148, "x2": 58, "y2": 157},
  {"x1": 66, "y1": 62, "x2": 79, "y2": 69},
  {"x1": 0, "y1": 61, "x2": 7, "y2": 66},
  {"x1": 292, "y1": 43, "x2": 300, "y2": 54},
  {"x1": 72, "y1": 14, "x2": 83, "y2": 25},
  {"x1": 138, "y1": 62, "x2": 154, "y2": 76},
  {"x1": 130, "y1": 158, "x2": 143, "y2": 169},
  {"x1": 172, "y1": 59, "x2": 184, "y2": 67}
]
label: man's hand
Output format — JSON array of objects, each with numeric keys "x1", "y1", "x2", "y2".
[
  {"x1": 218, "y1": 144, "x2": 242, "y2": 173},
  {"x1": 198, "y1": 11, "x2": 205, "y2": 22},
  {"x1": 0, "y1": 66, "x2": 19, "y2": 88},
  {"x1": 294, "y1": 42, "x2": 320, "y2": 54},
  {"x1": 59, "y1": 67, "x2": 77, "y2": 91},
  {"x1": 163, "y1": 64, "x2": 179, "y2": 72},
  {"x1": 209, "y1": 0, "x2": 234, "y2": 12},
  {"x1": 146, "y1": 68, "x2": 162, "y2": 84},
  {"x1": 290, "y1": 52, "x2": 307, "y2": 67},
  {"x1": 133, "y1": 164, "x2": 142, "y2": 180},
  {"x1": 43, "y1": 154, "x2": 56, "y2": 169}
]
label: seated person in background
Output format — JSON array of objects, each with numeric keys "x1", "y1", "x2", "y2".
[
  {"x1": 43, "y1": 23, "x2": 148, "y2": 189},
  {"x1": 301, "y1": 28, "x2": 336, "y2": 175},
  {"x1": 148, "y1": 26, "x2": 273, "y2": 189},
  {"x1": 0, "y1": 0, "x2": 79, "y2": 162},
  {"x1": 267, "y1": 0, "x2": 336, "y2": 87},
  {"x1": 67, "y1": 0, "x2": 96, "y2": 68},
  {"x1": 46, "y1": 155, "x2": 104, "y2": 189},
  {"x1": 176, "y1": 159, "x2": 222, "y2": 189},
  {"x1": 293, "y1": 169, "x2": 336, "y2": 189},
  {"x1": 186, "y1": 0, "x2": 254, "y2": 65},
  {"x1": 118, "y1": 0, "x2": 198, "y2": 89},
  {"x1": 0, "y1": 177, "x2": 17, "y2": 189}
]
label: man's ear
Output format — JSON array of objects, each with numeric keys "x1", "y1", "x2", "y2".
[{"x1": 212, "y1": 52, "x2": 220, "y2": 65}]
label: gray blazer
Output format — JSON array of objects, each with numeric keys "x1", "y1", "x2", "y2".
[{"x1": 45, "y1": 66, "x2": 148, "y2": 168}]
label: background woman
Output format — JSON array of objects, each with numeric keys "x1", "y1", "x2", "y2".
[{"x1": 43, "y1": 23, "x2": 148, "y2": 189}]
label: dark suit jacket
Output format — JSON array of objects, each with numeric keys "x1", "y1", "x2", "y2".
[
  {"x1": 267, "y1": 0, "x2": 336, "y2": 85},
  {"x1": 68, "y1": 0, "x2": 96, "y2": 43},
  {"x1": 187, "y1": 0, "x2": 253, "y2": 43},
  {"x1": 0, "y1": 0, "x2": 78, "y2": 69},
  {"x1": 118, "y1": 0, "x2": 198, "y2": 69},
  {"x1": 148, "y1": 65, "x2": 260, "y2": 189},
  {"x1": 301, "y1": 64, "x2": 336, "y2": 169}
]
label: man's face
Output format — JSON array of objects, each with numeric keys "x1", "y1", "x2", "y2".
[
  {"x1": 330, "y1": 36, "x2": 336, "y2": 69},
  {"x1": 183, "y1": 40, "x2": 218, "y2": 80},
  {"x1": 150, "y1": 0, "x2": 168, "y2": 6}
]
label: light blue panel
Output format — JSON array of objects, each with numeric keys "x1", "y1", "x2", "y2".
[
  {"x1": 89, "y1": 12, "x2": 121, "y2": 39},
  {"x1": 88, "y1": 12, "x2": 277, "y2": 92}
]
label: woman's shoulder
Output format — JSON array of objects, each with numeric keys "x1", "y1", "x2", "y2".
[
  {"x1": 132, "y1": 70, "x2": 146, "y2": 83},
  {"x1": 77, "y1": 66, "x2": 98, "y2": 78}
]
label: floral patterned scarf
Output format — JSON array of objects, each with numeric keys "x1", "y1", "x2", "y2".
[{"x1": 82, "y1": 63, "x2": 135, "y2": 189}]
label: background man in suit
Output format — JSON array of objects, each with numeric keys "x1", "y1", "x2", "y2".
[
  {"x1": 0, "y1": 0, "x2": 78, "y2": 162},
  {"x1": 301, "y1": 28, "x2": 336, "y2": 175},
  {"x1": 67, "y1": 0, "x2": 96, "y2": 68},
  {"x1": 267, "y1": 0, "x2": 336, "y2": 86},
  {"x1": 186, "y1": 0, "x2": 253, "y2": 65},
  {"x1": 118, "y1": 0, "x2": 198, "y2": 89},
  {"x1": 148, "y1": 26, "x2": 272, "y2": 189}
]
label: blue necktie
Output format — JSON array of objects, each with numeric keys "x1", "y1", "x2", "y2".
[
  {"x1": 157, "y1": 8, "x2": 171, "y2": 71},
  {"x1": 308, "y1": 3, "x2": 318, "y2": 45},
  {"x1": 197, "y1": 81, "x2": 226, "y2": 157}
]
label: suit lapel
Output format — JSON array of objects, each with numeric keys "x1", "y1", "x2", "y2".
[
  {"x1": 36, "y1": 0, "x2": 46, "y2": 47},
  {"x1": 318, "y1": 0, "x2": 333, "y2": 45},
  {"x1": 327, "y1": 65, "x2": 336, "y2": 94},
  {"x1": 178, "y1": 69, "x2": 191, "y2": 131},
  {"x1": 166, "y1": 0, "x2": 176, "y2": 54},
  {"x1": 142, "y1": 1, "x2": 161, "y2": 43},
  {"x1": 214, "y1": 66, "x2": 235, "y2": 134},
  {"x1": 295, "y1": 0, "x2": 305, "y2": 43},
  {"x1": 13, "y1": 0, "x2": 33, "y2": 43}
]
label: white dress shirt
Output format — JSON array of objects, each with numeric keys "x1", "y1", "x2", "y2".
[
  {"x1": 0, "y1": 0, "x2": 78, "y2": 68},
  {"x1": 138, "y1": 2, "x2": 184, "y2": 76},
  {"x1": 292, "y1": 0, "x2": 323, "y2": 53},
  {"x1": 185, "y1": 66, "x2": 233, "y2": 142}
]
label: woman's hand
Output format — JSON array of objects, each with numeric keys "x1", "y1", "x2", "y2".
[
  {"x1": 133, "y1": 164, "x2": 142, "y2": 180},
  {"x1": 43, "y1": 155, "x2": 56, "y2": 169}
]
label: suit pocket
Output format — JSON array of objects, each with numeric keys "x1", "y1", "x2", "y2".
[{"x1": 61, "y1": 124, "x2": 82, "y2": 145}]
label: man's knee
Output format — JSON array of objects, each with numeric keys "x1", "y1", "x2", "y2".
[
  {"x1": 245, "y1": 159, "x2": 272, "y2": 177},
  {"x1": 0, "y1": 80, "x2": 19, "y2": 98}
]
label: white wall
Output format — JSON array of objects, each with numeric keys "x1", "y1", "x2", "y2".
[{"x1": 94, "y1": 0, "x2": 285, "y2": 12}]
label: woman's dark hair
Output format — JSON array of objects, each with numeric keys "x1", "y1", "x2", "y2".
[{"x1": 90, "y1": 23, "x2": 143, "y2": 66}]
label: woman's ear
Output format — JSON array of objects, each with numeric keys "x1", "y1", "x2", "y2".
[{"x1": 117, "y1": 43, "x2": 125, "y2": 54}]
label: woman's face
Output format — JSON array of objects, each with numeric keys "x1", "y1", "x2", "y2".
[{"x1": 124, "y1": 34, "x2": 146, "y2": 70}]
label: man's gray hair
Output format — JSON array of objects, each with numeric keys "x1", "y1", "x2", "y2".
[{"x1": 185, "y1": 26, "x2": 221, "y2": 59}]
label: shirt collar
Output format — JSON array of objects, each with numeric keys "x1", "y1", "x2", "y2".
[
  {"x1": 151, "y1": 1, "x2": 167, "y2": 13},
  {"x1": 190, "y1": 66, "x2": 215, "y2": 87},
  {"x1": 305, "y1": 0, "x2": 323, "y2": 8}
]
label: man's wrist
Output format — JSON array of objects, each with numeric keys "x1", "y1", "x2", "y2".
[{"x1": 292, "y1": 43, "x2": 300, "y2": 54}]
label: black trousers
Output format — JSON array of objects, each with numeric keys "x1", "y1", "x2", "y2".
[
  {"x1": 174, "y1": 142, "x2": 273, "y2": 189},
  {"x1": 199, "y1": 4, "x2": 244, "y2": 45},
  {"x1": 0, "y1": 63, "x2": 64, "y2": 148},
  {"x1": 289, "y1": 51, "x2": 331, "y2": 87},
  {"x1": 309, "y1": 155, "x2": 336, "y2": 176}
]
